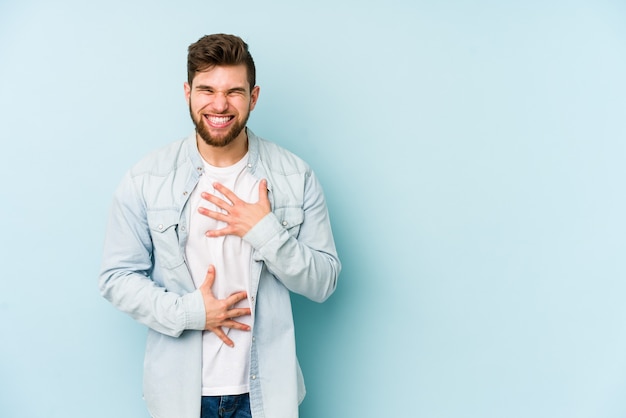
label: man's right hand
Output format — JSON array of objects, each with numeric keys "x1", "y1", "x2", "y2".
[{"x1": 199, "y1": 264, "x2": 251, "y2": 347}]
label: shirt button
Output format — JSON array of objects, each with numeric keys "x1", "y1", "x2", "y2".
[
  {"x1": 158, "y1": 224, "x2": 164, "y2": 230},
  {"x1": 180, "y1": 226, "x2": 186, "y2": 232},
  {"x1": 282, "y1": 221, "x2": 288, "y2": 226},
  {"x1": 247, "y1": 163, "x2": 252, "y2": 168},
  {"x1": 251, "y1": 375, "x2": 257, "y2": 380}
]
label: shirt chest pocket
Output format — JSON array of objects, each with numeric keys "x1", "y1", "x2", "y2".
[
  {"x1": 147, "y1": 209, "x2": 184, "y2": 270},
  {"x1": 273, "y1": 207, "x2": 304, "y2": 238}
]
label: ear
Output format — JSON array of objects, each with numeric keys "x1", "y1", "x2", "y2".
[
  {"x1": 249, "y1": 85, "x2": 260, "y2": 111},
  {"x1": 184, "y1": 82, "x2": 191, "y2": 103}
]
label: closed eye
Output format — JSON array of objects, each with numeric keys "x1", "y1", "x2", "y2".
[
  {"x1": 227, "y1": 88, "x2": 247, "y2": 97},
  {"x1": 196, "y1": 86, "x2": 215, "y2": 94}
]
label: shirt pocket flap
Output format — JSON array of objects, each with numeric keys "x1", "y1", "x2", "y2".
[
  {"x1": 274, "y1": 207, "x2": 304, "y2": 236},
  {"x1": 147, "y1": 209, "x2": 179, "y2": 234},
  {"x1": 146, "y1": 209, "x2": 183, "y2": 269}
]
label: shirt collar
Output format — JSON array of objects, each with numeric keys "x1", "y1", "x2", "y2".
[{"x1": 185, "y1": 128, "x2": 261, "y2": 172}]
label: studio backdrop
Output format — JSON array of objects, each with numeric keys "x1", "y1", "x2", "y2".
[{"x1": 1, "y1": 1, "x2": 625, "y2": 417}]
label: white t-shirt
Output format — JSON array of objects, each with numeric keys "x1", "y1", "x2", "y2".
[{"x1": 185, "y1": 153, "x2": 259, "y2": 396}]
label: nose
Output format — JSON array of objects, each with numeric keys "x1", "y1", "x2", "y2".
[{"x1": 211, "y1": 92, "x2": 229, "y2": 112}]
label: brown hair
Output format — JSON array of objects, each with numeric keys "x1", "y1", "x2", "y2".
[{"x1": 187, "y1": 33, "x2": 256, "y2": 89}]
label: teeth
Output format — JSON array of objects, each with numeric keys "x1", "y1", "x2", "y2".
[{"x1": 207, "y1": 115, "x2": 231, "y2": 125}]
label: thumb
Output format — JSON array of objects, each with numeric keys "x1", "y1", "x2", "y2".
[
  {"x1": 258, "y1": 179, "x2": 270, "y2": 206},
  {"x1": 200, "y1": 264, "x2": 216, "y2": 292}
]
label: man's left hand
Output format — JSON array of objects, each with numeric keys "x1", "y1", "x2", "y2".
[{"x1": 199, "y1": 179, "x2": 270, "y2": 238}]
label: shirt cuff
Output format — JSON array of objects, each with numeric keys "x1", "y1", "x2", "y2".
[
  {"x1": 181, "y1": 290, "x2": 206, "y2": 331},
  {"x1": 244, "y1": 212, "x2": 283, "y2": 249}
]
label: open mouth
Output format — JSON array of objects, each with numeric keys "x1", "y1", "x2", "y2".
[{"x1": 205, "y1": 114, "x2": 234, "y2": 128}]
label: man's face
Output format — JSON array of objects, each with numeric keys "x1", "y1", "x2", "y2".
[{"x1": 184, "y1": 64, "x2": 259, "y2": 148}]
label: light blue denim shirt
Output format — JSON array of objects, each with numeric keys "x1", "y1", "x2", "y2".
[{"x1": 99, "y1": 129, "x2": 341, "y2": 418}]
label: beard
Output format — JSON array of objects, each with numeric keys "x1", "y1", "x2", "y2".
[{"x1": 189, "y1": 103, "x2": 251, "y2": 148}]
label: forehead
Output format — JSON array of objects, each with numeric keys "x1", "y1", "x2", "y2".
[{"x1": 191, "y1": 64, "x2": 249, "y2": 89}]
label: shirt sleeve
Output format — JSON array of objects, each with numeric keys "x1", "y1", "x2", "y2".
[
  {"x1": 243, "y1": 169, "x2": 341, "y2": 303},
  {"x1": 98, "y1": 172, "x2": 206, "y2": 337}
]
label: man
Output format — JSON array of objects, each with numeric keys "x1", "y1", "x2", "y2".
[{"x1": 99, "y1": 33, "x2": 341, "y2": 418}]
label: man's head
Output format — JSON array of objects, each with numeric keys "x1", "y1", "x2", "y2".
[
  {"x1": 185, "y1": 34, "x2": 260, "y2": 151},
  {"x1": 187, "y1": 33, "x2": 256, "y2": 90}
]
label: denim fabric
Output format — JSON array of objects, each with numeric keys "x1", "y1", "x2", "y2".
[
  {"x1": 201, "y1": 394, "x2": 252, "y2": 418},
  {"x1": 99, "y1": 129, "x2": 341, "y2": 418}
]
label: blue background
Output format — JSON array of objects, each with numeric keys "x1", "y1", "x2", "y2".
[{"x1": 1, "y1": 1, "x2": 625, "y2": 417}]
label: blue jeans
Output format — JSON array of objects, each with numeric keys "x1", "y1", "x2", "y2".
[{"x1": 201, "y1": 394, "x2": 251, "y2": 418}]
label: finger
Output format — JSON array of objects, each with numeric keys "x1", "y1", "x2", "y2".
[
  {"x1": 226, "y1": 318, "x2": 251, "y2": 331},
  {"x1": 226, "y1": 307, "x2": 252, "y2": 319},
  {"x1": 224, "y1": 291, "x2": 248, "y2": 306},
  {"x1": 258, "y1": 179, "x2": 270, "y2": 206},
  {"x1": 209, "y1": 326, "x2": 235, "y2": 347},
  {"x1": 205, "y1": 226, "x2": 234, "y2": 238},
  {"x1": 198, "y1": 206, "x2": 229, "y2": 221},
  {"x1": 213, "y1": 182, "x2": 242, "y2": 205},
  {"x1": 200, "y1": 192, "x2": 232, "y2": 211},
  {"x1": 200, "y1": 264, "x2": 216, "y2": 291}
]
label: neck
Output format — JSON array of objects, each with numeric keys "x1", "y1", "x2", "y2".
[{"x1": 197, "y1": 130, "x2": 248, "y2": 167}]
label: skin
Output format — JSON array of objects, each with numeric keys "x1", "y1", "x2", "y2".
[
  {"x1": 185, "y1": 64, "x2": 271, "y2": 347},
  {"x1": 184, "y1": 64, "x2": 260, "y2": 166}
]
